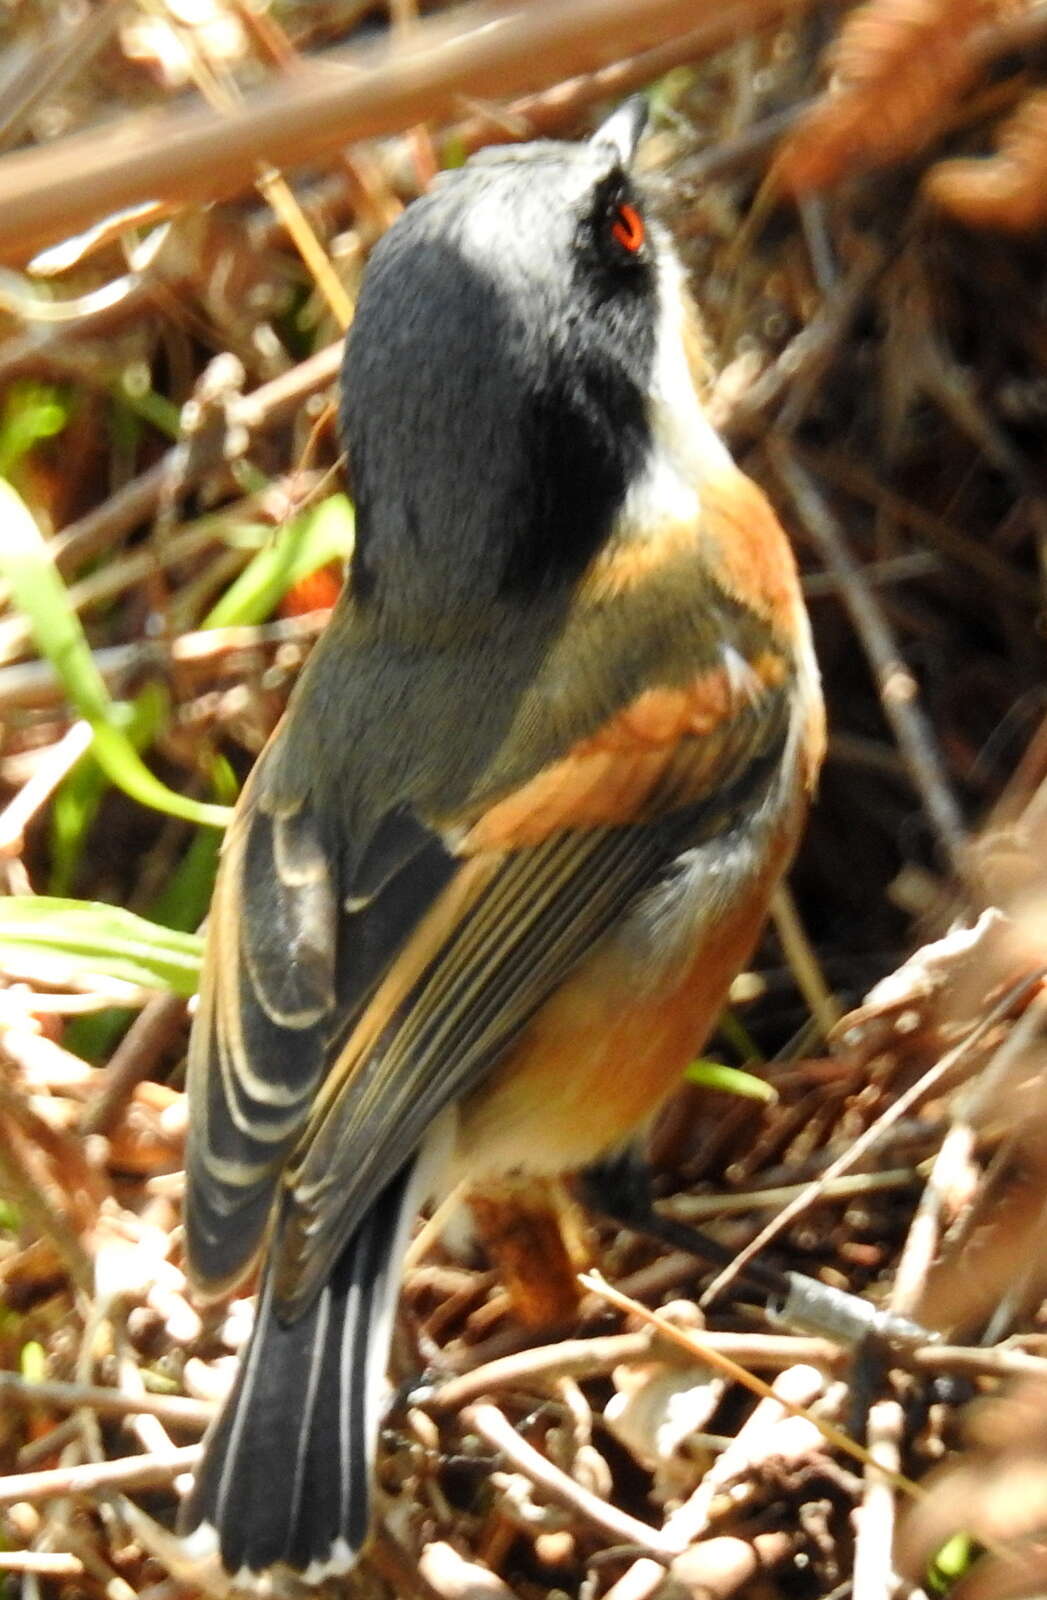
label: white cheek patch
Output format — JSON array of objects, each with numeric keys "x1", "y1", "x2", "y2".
[
  {"x1": 618, "y1": 243, "x2": 732, "y2": 541},
  {"x1": 652, "y1": 254, "x2": 728, "y2": 462},
  {"x1": 619, "y1": 446, "x2": 700, "y2": 533}
]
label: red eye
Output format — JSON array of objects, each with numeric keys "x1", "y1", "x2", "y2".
[{"x1": 610, "y1": 201, "x2": 645, "y2": 253}]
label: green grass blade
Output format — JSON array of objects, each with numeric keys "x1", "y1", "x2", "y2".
[
  {"x1": 49, "y1": 683, "x2": 169, "y2": 895},
  {"x1": 147, "y1": 753, "x2": 237, "y2": 931},
  {"x1": 0, "y1": 382, "x2": 70, "y2": 477},
  {"x1": 684, "y1": 1060, "x2": 778, "y2": 1103},
  {"x1": 202, "y1": 493, "x2": 353, "y2": 628},
  {"x1": 0, "y1": 478, "x2": 232, "y2": 828},
  {"x1": 0, "y1": 896, "x2": 203, "y2": 996}
]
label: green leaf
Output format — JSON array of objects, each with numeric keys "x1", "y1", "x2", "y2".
[
  {"x1": 19, "y1": 1341, "x2": 46, "y2": 1384},
  {"x1": 115, "y1": 363, "x2": 181, "y2": 440},
  {"x1": 928, "y1": 1534, "x2": 976, "y2": 1595},
  {"x1": 147, "y1": 753, "x2": 236, "y2": 931},
  {"x1": 647, "y1": 69, "x2": 695, "y2": 117},
  {"x1": 48, "y1": 740, "x2": 105, "y2": 897},
  {"x1": 203, "y1": 494, "x2": 353, "y2": 628},
  {"x1": 0, "y1": 382, "x2": 70, "y2": 476},
  {"x1": 48, "y1": 685, "x2": 168, "y2": 895},
  {"x1": 0, "y1": 478, "x2": 232, "y2": 829},
  {"x1": 684, "y1": 1060, "x2": 778, "y2": 1103},
  {"x1": 0, "y1": 896, "x2": 203, "y2": 996},
  {"x1": 440, "y1": 132, "x2": 470, "y2": 169},
  {"x1": 64, "y1": 1007, "x2": 136, "y2": 1066}
]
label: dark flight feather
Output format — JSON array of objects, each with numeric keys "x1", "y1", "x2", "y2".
[
  {"x1": 186, "y1": 648, "x2": 791, "y2": 1303},
  {"x1": 278, "y1": 695, "x2": 788, "y2": 1313},
  {"x1": 182, "y1": 1158, "x2": 418, "y2": 1576}
]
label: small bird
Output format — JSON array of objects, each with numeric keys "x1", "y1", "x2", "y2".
[{"x1": 181, "y1": 98, "x2": 824, "y2": 1585}]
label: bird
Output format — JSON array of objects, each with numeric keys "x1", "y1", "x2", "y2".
[{"x1": 179, "y1": 96, "x2": 825, "y2": 1587}]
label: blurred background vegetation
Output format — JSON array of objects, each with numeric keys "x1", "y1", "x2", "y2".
[{"x1": 0, "y1": 1, "x2": 1046, "y2": 1597}]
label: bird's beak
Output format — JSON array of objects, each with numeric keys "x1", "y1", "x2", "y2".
[{"x1": 590, "y1": 96, "x2": 648, "y2": 169}]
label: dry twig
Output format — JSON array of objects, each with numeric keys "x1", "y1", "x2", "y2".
[
  {"x1": 0, "y1": 0, "x2": 841, "y2": 263},
  {"x1": 769, "y1": 443, "x2": 968, "y2": 880},
  {"x1": 461, "y1": 1403, "x2": 676, "y2": 1559},
  {"x1": 0, "y1": 1445, "x2": 200, "y2": 1507}
]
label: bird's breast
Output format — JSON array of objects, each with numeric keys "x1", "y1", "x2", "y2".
[{"x1": 451, "y1": 775, "x2": 803, "y2": 1183}]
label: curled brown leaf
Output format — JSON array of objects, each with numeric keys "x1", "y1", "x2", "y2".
[
  {"x1": 926, "y1": 88, "x2": 1047, "y2": 229},
  {"x1": 775, "y1": 0, "x2": 1012, "y2": 192}
]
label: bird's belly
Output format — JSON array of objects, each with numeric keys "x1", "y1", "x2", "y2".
[{"x1": 452, "y1": 815, "x2": 789, "y2": 1183}]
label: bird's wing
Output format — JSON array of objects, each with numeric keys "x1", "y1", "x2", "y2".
[
  {"x1": 283, "y1": 648, "x2": 797, "y2": 1311},
  {"x1": 186, "y1": 521, "x2": 806, "y2": 1313},
  {"x1": 185, "y1": 772, "x2": 452, "y2": 1291}
]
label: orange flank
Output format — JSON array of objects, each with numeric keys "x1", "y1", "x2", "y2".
[
  {"x1": 461, "y1": 655, "x2": 785, "y2": 852},
  {"x1": 700, "y1": 467, "x2": 807, "y2": 641},
  {"x1": 456, "y1": 828, "x2": 788, "y2": 1178},
  {"x1": 580, "y1": 470, "x2": 801, "y2": 641},
  {"x1": 581, "y1": 519, "x2": 700, "y2": 602}
]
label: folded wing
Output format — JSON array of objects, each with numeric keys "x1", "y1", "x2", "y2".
[{"x1": 186, "y1": 616, "x2": 797, "y2": 1315}]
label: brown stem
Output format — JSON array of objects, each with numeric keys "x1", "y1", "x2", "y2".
[
  {"x1": 0, "y1": 1444, "x2": 200, "y2": 1506},
  {"x1": 0, "y1": 0, "x2": 840, "y2": 264}
]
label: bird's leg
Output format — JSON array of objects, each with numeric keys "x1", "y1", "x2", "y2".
[
  {"x1": 578, "y1": 1146, "x2": 743, "y2": 1279},
  {"x1": 578, "y1": 1147, "x2": 933, "y2": 1355}
]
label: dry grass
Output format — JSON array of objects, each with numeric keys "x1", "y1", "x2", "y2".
[{"x1": 1, "y1": 2, "x2": 1046, "y2": 1597}]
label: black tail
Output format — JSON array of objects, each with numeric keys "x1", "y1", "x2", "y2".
[{"x1": 181, "y1": 1161, "x2": 418, "y2": 1582}]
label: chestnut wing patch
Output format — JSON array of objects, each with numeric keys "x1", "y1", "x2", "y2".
[
  {"x1": 269, "y1": 656, "x2": 793, "y2": 1316},
  {"x1": 460, "y1": 649, "x2": 788, "y2": 850},
  {"x1": 186, "y1": 629, "x2": 795, "y2": 1313},
  {"x1": 273, "y1": 725, "x2": 788, "y2": 1318}
]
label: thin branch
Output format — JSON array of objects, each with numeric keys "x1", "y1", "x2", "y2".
[
  {"x1": 0, "y1": 27, "x2": 786, "y2": 388},
  {"x1": 698, "y1": 971, "x2": 1041, "y2": 1305},
  {"x1": 0, "y1": 721, "x2": 94, "y2": 856},
  {"x1": 890, "y1": 1121, "x2": 975, "y2": 1320},
  {"x1": 47, "y1": 340, "x2": 342, "y2": 579},
  {"x1": 0, "y1": 0, "x2": 843, "y2": 264},
  {"x1": 662, "y1": 1167, "x2": 918, "y2": 1221},
  {"x1": 461, "y1": 1402, "x2": 676, "y2": 1559},
  {"x1": 0, "y1": 1552, "x2": 85, "y2": 1576},
  {"x1": 660, "y1": 1364, "x2": 826, "y2": 1547},
  {"x1": 0, "y1": 1445, "x2": 200, "y2": 1506},
  {"x1": 430, "y1": 1329, "x2": 850, "y2": 1414},
  {"x1": 771, "y1": 883, "x2": 843, "y2": 1038},
  {"x1": 0, "y1": 1098, "x2": 94, "y2": 1294},
  {"x1": 417, "y1": 1542, "x2": 517, "y2": 1600},
  {"x1": 852, "y1": 1400, "x2": 904, "y2": 1600},
  {"x1": 0, "y1": 0, "x2": 126, "y2": 153},
  {"x1": 79, "y1": 993, "x2": 188, "y2": 1138},
  {"x1": 0, "y1": 612, "x2": 328, "y2": 715},
  {"x1": 0, "y1": 1371, "x2": 214, "y2": 1430},
  {"x1": 581, "y1": 1273, "x2": 923, "y2": 1498},
  {"x1": 768, "y1": 443, "x2": 969, "y2": 879}
]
